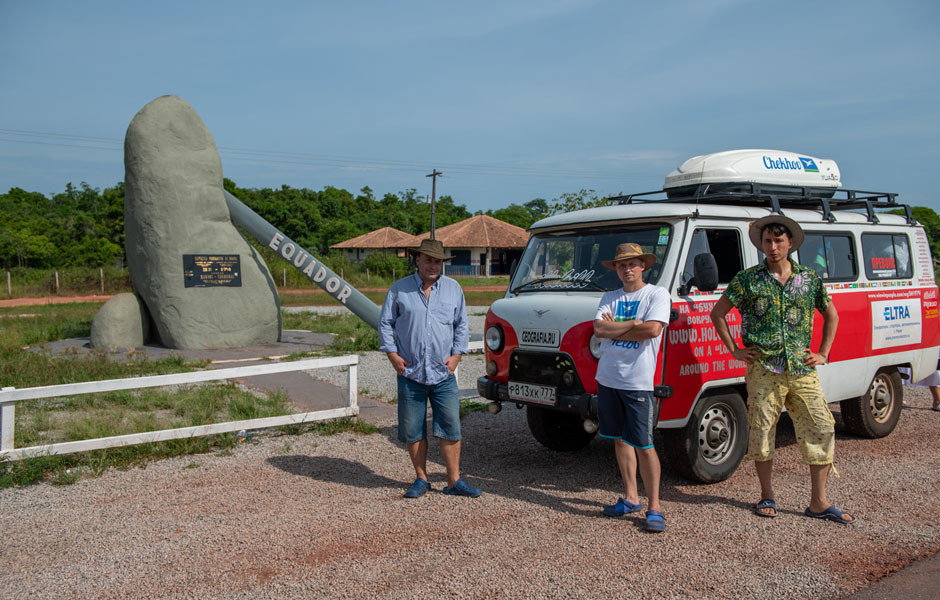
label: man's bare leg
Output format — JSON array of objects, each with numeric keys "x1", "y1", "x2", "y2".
[
  {"x1": 755, "y1": 459, "x2": 775, "y2": 515},
  {"x1": 808, "y1": 463, "x2": 854, "y2": 521},
  {"x1": 439, "y1": 439, "x2": 461, "y2": 486},
  {"x1": 930, "y1": 385, "x2": 940, "y2": 410},
  {"x1": 614, "y1": 439, "x2": 640, "y2": 504},
  {"x1": 636, "y1": 447, "x2": 661, "y2": 512},
  {"x1": 407, "y1": 439, "x2": 429, "y2": 482},
  {"x1": 808, "y1": 462, "x2": 830, "y2": 513}
]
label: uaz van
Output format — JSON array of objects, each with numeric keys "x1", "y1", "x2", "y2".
[{"x1": 477, "y1": 149, "x2": 940, "y2": 483}]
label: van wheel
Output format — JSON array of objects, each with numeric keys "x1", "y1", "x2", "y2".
[
  {"x1": 840, "y1": 370, "x2": 902, "y2": 438},
  {"x1": 663, "y1": 393, "x2": 748, "y2": 483},
  {"x1": 526, "y1": 406, "x2": 596, "y2": 451}
]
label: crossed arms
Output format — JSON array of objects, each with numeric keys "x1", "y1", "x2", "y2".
[{"x1": 593, "y1": 312, "x2": 664, "y2": 341}]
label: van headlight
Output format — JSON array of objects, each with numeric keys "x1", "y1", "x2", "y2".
[
  {"x1": 485, "y1": 325, "x2": 504, "y2": 352},
  {"x1": 589, "y1": 334, "x2": 602, "y2": 359}
]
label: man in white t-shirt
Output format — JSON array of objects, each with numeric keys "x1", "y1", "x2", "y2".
[{"x1": 594, "y1": 242, "x2": 671, "y2": 532}]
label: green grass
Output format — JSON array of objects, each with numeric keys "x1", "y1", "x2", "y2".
[
  {"x1": 460, "y1": 399, "x2": 491, "y2": 418},
  {"x1": 0, "y1": 304, "x2": 200, "y2": 389},
  {"x1": 2, "y1": 266, "x2": 132, "y2": 298},
  {"x1": 10, "y1": 383, "x2": 292, "y2": 449},
  {"x1": 0, "y1": 303, "x2": 383, "y2": 487},
  {"x1": 310, "y1": 417, "x2": 379, "y2": 436},
  {"x1": 282, "y1": 311, "x2": 380, "y2": 353}
]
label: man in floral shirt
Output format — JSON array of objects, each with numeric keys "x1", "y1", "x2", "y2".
[{"x1": 711, "y1": 215, "x2": 854, "y2": 524}]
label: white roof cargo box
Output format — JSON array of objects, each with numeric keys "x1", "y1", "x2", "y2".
[{"x1": 664, "y1": 149, "x2": 841, "y2": 190}]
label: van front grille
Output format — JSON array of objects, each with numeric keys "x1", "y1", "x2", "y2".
[{"x1": 509, "y1": 350, "x2": 584, "y2": 396}]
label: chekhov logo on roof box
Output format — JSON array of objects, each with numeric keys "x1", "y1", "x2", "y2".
[{"x1": 762, "y1": 155, "x2": 818, "y2": 172}]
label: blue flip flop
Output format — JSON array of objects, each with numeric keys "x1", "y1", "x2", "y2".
[
  {"x1": 755, "y1": 498, "x2": 778, "y2": 518},
  {"x1": 403, "y1": 478, "x2": 431, "y2": 498},
  {"x1": 442, "y1": 478, "x2": 482, "y2": 498},
  {"x1": 645, "y1": 510, "x2": 666, "y2": 533},
  {"x1": 602, "y1": 498, "x2": 642, "y2": 517},
  {"x1": 804, "y1": 505, "x2": 855, "y2": 524}
]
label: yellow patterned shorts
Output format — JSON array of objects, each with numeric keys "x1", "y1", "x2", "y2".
[{"x1": 744, "y1": 363, "x2": 835, "y2": 465}]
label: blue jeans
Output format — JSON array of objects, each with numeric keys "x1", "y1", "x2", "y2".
[{"x1": 397, "y1": 374, "x2": 460, "y2": 443}]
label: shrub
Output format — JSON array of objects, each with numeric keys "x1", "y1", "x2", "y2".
[{"x1": 362, "y1": 251, "x2": 408, "y2": 278}]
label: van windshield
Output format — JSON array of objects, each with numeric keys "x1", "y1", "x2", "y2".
[{"x1": 510, "y1": 225, "x2": 670, "y2": 294}]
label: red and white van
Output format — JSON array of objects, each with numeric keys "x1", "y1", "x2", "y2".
[{"x1": 477, "y1": 149, "x2": 940, "y2": 483}]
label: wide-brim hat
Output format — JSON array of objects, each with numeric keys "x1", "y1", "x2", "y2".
[
  {"x1": 602, "y1": 242, "x2": 657, "y2": 271},
  {"x1": 409, "y1": 239, "x2": 452, "y2": 261},
  {"x1": 748, "y1": 214, "x2": 804, "y2": 251}
]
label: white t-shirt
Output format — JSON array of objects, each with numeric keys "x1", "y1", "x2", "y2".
[{"x1": 594, "y1": 284, "x2": 671, "y2": 391}]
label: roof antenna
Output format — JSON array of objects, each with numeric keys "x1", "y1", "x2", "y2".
[{"x1": 691, "y1": 160, "x2": 707, "y2": 219}]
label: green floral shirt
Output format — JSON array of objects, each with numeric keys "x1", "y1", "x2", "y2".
[{"x1": 723, "y1": 260, "x2": 831, "y2": 375}]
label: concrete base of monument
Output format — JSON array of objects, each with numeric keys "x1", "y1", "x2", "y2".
[{"x1": 23, "y1": 329, "x2": 398, "y2": 427}]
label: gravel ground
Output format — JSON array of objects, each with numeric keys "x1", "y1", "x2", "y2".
[{"x1": 2, "y1": 306, "x2": 939, "y2": 599}]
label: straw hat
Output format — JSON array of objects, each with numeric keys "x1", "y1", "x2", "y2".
[
  {"x1": 602, "y1": 243, "x2": 656, "y2": 271},
  {"x1": 748, "y1": 215, "x2": 804, "y2": 251},
  {"x1": 409, "y1": 239, "x2": 452, "y2": 261}
]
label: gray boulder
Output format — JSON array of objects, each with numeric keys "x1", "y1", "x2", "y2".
[
  {"x1": 122, "y1": 95, "x2": 280, "y2": 349},
  {"x1": 90, "y1": 293, "x2": 151, "y2": 351}
]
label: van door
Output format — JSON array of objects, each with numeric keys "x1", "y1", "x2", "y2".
[{"x1": 662, "y1": 224, "x2": 748, "y2": 426}]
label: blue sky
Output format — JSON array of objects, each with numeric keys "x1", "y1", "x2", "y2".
[{"x1": 2, "y1": 0, "x2": 939, "y2": 214}]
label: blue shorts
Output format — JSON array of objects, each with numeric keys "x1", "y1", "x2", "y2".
[
  {"x1": 597, "y1": 384, "x2": 655, "y2": 449},
  {"x1": 397, "y1": 374, "x2": 461, "y2": 443}
]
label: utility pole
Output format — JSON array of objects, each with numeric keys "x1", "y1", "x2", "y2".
[{"x1": 426, "y1": 169, "x2": 442, "y2": 240}]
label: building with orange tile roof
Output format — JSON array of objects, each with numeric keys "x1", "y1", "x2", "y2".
[
  {"x1": 330, "y1": 227, "x2": 420, "y2": 262},
  {"x1": 415, "y1": 214, "x2": 529, "y2": 276},
  {"x1": 331, "y1": 215, "x2": 529, "y2": 276}
]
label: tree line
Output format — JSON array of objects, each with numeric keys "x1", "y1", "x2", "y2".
[
  {"x1": 0, "y1": 180, "x2": 610, "y2": 269},
  {"x1": 3, "y1": 179, "x2": 936, "y2": 270}
]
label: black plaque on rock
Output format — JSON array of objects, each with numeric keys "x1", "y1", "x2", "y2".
[{"x1": 183, "y1": 254, "x2": 242, "y2": 287}]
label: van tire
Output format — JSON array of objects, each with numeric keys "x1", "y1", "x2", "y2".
[
  {"x1": 662, "y1": 393, "x2": 748, "y2": 483},
  {"x1": 840, "y1": 370, "x2": 902, "y2": 438},
  {"x1": 526, "y1": 406, "x2": 596, "y2": 451}
]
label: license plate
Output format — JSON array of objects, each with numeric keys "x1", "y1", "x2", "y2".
[
  {"x1": 519, "y1": 329, "x2": 560, "y2": 348},
  {"x1": 508, "y1": 381, "x2": 557, "y2": 405}
]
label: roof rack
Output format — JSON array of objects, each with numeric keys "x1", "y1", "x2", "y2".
[{"x1": 611, "y1": 182, "x2": 914, "y2": 225}]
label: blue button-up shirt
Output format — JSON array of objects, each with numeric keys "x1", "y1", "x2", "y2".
[{"x1": 378, "y1": 272, "x2": 469, "y2": 386}]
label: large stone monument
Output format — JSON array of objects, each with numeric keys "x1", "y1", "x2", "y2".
[{"x1": 91, "y1": 95, "x2": 281, "y2": 350}]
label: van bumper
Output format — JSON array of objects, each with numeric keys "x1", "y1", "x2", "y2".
[{"x1": 477, "y1": 376, "x2": 597, "y2": 419}]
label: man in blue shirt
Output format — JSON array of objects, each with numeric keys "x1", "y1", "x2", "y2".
[{"x1": 379, "y1": 239, "x2": 480, "y2": 498}]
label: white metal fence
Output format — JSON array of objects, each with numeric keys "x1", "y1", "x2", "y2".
[{"x1": 0, "y1": 355, "x2": 359, "y2": 461}]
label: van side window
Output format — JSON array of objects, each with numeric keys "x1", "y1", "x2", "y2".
[
  {"x1": 798, "y1": 233, "x2": 857, "y2": 281},
  {"x1": 682, "y1": 228, "x2": 742, "y2": 285},
  {"x1": 861, "y1": 233, "x2": 913, "y2": 279}
]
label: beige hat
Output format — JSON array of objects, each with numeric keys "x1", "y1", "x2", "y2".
[
  {"x1": 748, "y1": 215, "x2": 804, "y2": 251},
  {"x1": 602, "y1": 242, "x2": 657, "y2": 271},
  {"x1": 410, "y1": 239, "x2": 452, "y2": 261}
]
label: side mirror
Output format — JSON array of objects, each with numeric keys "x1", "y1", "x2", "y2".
[
  {"x1": 678, "y1": 253, "x2": 719, "y2": 295},
  {"x1": 509, "y1": 258, "x2": 518, "y2": 280}
]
